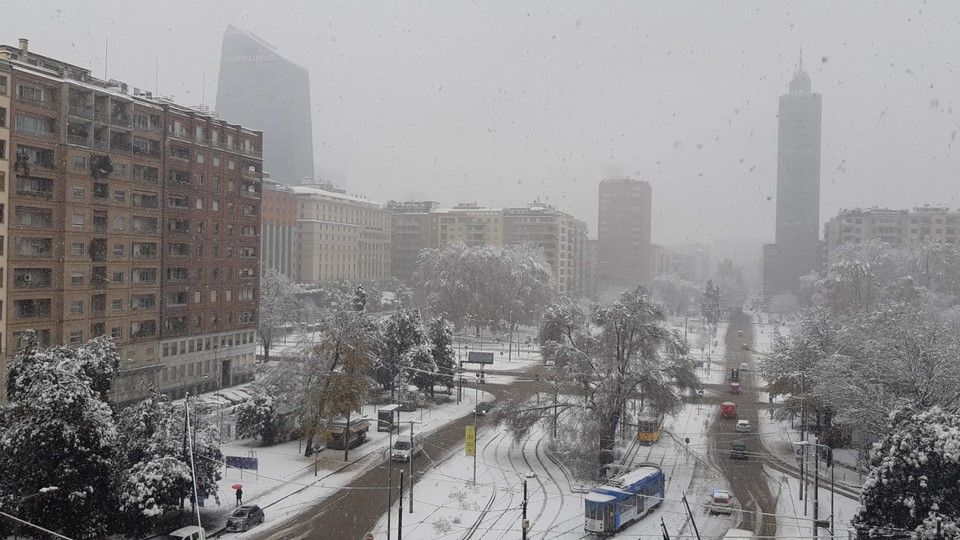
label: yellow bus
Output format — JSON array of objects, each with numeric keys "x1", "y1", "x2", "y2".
[{"x1": 636, "y1": 417, "x2": 662, "y2": 445}]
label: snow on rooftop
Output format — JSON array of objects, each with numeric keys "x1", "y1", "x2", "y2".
[
  {"x1": 290, "y1": 184, "x2": 379, "y2": 205},
  {"x1": 610, "y1": 464, "x2": 661, "y2": 487}
]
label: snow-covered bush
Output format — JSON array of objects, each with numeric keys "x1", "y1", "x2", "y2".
[
  {"x1": 236, "y1": 393, "x2": 283, "y2": 445},
  {"x1": 853, "y1": 406, "x2": 960, "y2": 538}
]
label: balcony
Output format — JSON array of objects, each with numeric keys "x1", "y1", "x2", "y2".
[
  {"x1": 69, "y1": 103, "x2": 94, "y2": 119},
  {"x1": 15, "y1": 176, "x2": 54, "y2": 199},
  {"x1": 14, "y1": 269, "x2": 52, "y2": 289},
  {"x1": 14, "y1": 299, "x2": 53, "y2": 319}
]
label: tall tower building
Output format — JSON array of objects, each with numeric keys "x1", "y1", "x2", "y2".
[
  {"x1": 769, "y1": 54, "x2": 822, "y2": 294},
  {"x1": 598, "y1": 177, "x2": 653, "y2": 290},
  {"x1": 216, "y1": 26, "x2": 314, "y2": 184}
]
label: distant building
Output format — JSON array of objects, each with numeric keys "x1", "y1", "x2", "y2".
[
  {"x1": 503, "y1": 201, "x2": 588, "y2": 298},
  {"x1": 765, "y1": 55, "x2": 823, "y2": 296},
  {"x1": 823, "y1": 207, "x2": 960, "y2": 256},
  {"x1": 663, "y1": 244, "x2": 711, "y2": 283},
  {"x1": 0, "y1": 39, "x2": 262, "y2": 402},
  {"x1": 712, "y1": 237, "x2": 765, "y2": 292},
  {"x1": 216, "y1": 25, "x2": 315, "y2": 185},
  {"x1": 598, "y1": 177, "x2": 653, "y2": 289},
  {"x1": 294, "y1": 185, "x2": 390, "y2": 284},
  {"x1": 432, "y1": 203, "x2": 503, "y2": 247},
  {"x1": 261, "y1": 178, "x2": 299, "y2": 280},
  {"x1": 583, "y1": 239, "x2": 599, "y2": 299},
  {"x1": 386, "y1": 200, "x2": 438, "y2": 282},
  {"x1": 762, "y1": 244, "x2": 784, "y2": 298}
]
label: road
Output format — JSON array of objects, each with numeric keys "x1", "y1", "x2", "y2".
[
  {"x1": 264, "y1": 366, "x2": 544, "y2": 540},
  {"x1": 708, "y1": 310, "x2": 777, "y2": 536}
]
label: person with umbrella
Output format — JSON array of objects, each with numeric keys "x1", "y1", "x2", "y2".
[{"x1": 233, "y1": 484, "x2": 243, "y2": 507}]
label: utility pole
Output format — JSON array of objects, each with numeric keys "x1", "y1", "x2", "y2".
[
  {"x1": 344, "y1": 409, "x2": 351, "y2": 462},
  {"x1": 409, "y1": 422, "x2": 414, "y2": 513},
  {"x1": 799, "y1": 371, "x2": 805, "y2": 502},
  {"x1": 387, "y1": 421, "x2": 393, "y2": 540},
  {"x1": 814, "y1": 439, "x2": 821, "y2": 540},
  {"x1": 522, "y1": 476, "x2": 528, "y2": 540},
  {"x1": 398, "y1": 470, "x2": 404, "y2": 540},
  {"x1": 681, "y1": 494, "x2": 702, "y2": 540},
  {"x1": 660, "y1": 517, "x2": 671, "y2": 540},
  {"x1": 473, "y1": 379, "x2": 479, "y2": 485}
]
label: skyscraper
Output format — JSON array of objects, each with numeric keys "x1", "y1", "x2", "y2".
[
  {"x1": 598, "y1": 177, "x2": 653, "y2": 290},
  {"x1": 216, "y1": 25, "x2": 314, "y2": 184},
  {"x1": 765, "y1": 55, "x2": 822, "y2": 295}
]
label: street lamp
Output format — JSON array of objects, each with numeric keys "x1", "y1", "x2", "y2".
[
  {"x1": 522, "y1": 473, "x2": 536, "y2": 540},
  {"x1": 793, "y1": 440, "x2": 834, "y2": 538}
]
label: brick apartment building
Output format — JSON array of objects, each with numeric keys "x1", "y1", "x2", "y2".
[
  {"x1": 0, "y1": 39, "x2": 262, "y2": 402},
  {"x1": 503, "y1": 201, "x2": 587, "y2": 298}
]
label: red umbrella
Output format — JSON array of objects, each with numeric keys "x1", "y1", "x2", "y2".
[{"x1": 232, "y1": 483, "x2": 243, "y2": 490}]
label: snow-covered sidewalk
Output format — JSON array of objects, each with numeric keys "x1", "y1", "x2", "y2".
[{"x1": 199, "y1": 390, "x2": 494, "y2": 537}]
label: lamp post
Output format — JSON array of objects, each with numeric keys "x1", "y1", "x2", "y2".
[
  {"x1": 794, "y1": 439, "x2": 834, "y2": 539},
  {"x1": 522, "y1": 473, "x2": 536, "y2": 539}
]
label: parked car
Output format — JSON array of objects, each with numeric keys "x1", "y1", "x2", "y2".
[
  {"x1": 391, "y1": 435, "x2": 424, "y2": 462},
  {"x1": 709, "y1": 489, "x2": 734, "y2": 515},
  {"x1": 740, "y1": 361, "x2": 750, "y2": 371},
  {"x1": 731, "y1": 440, "x2": 749, "y2": 460},
  {"x1": 165, "y1": 526, "x2": 206, "y2": 540},
  {"x1": 226, "y1": 505, "x2": 265, "y2": 532},
  {"x1": 736, "y1": 419, "x2": 751, "y2": 433},
  {"x1": 721, "y1": 402, "x2": 737, "y2": 418}
]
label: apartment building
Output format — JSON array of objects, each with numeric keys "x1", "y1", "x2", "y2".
[
  {"x1": 823, "y1": 207, "x2": 960, "y2": 255},
  {"x1": 598, "y1": 177, "x2": 653, "y2": 289},
  {"x1": 503, "y1": 202, "x2": 587, "y2": 298},
  {"x1": 433, "y1": 203, "x2": 503, "y2": 247},
  {"x1": 261, "y1": 178, "x2": 299, "y2": 280},
  {"x1": 386, "y1": 200, "x2": 437, "y2": 282},
  {"x1": 0, "y1": 39, "x2": 261, "y2": 402},
  {"x1": 0, "y1": 61, "x2": 10, "y2": 392},
  {"x1": 295, "y1": 185, "x2": 390, "y2": 284}
]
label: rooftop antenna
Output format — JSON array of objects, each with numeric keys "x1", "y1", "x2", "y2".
[
  {"x1": 798, "y1": 43, "x2": 803, "y2": 72},
  {"x1": 103, "y1": 36, "x2": 108, "y2": 79},
  {"x1": 154, "y1": 55, "x2": 159, "y2": 95}
]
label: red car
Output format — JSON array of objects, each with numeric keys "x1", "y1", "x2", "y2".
[{"x1": 721, "y1": 402, "x2": 737, "y2": 418}]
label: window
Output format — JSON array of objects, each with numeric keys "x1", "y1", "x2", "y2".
[
  {"x1": 72, "y1": 155, "x2": 87, "y2": 170},
  {"x1": 196, "y1": 152, "x2": 205, "y2": 164},
  {"x1": 113, "y1": 190, "x2": 126, "y2": 202},
  {"x1": 213, "y1": 155, "x2": 220, "y2": 167},
  {"x1": 212, "y1": 200, "x2": 219, "y2": 211},
  {"x1": 71, "y1": 242, "x2": 85, "y2": 256},
  {"x1": 111, "y1": 298, "x2": 123, "y2": 311},
  {"x1": 70, "y1": 300, "x2": 84, "y2": 314},
  {"x1": 112, "y1": 271, "x2": 124, "y2": 283},
  {"x1": 195, "y1": 198, "x2": 203, "y2": 210},
  {"x1": 72, "y1": 213, "x2": 85, "y2": 227},
  {"x1": 16, "y1": 114, "x2": 52, "y2": 137},
  {"x1": 225, "y1": 289, "x2": 232, "y2": 302},
  {"x1": 17, "y1": 84, "x2": 43, "y2": 102},
  {"x1": 112, "y1": 216, "x2": 125, "y2": 230},
  {"x1": 228, "y1": 160, "x2": 236, "y2": 170},
  {"x1": 68, "y1": 330, "x2": 83, "y2": 345},
  {"x1": 210, "y1": 290, "x2": 218, "y2": 303},
  {"x1": 111, "y1": 327, "x2": 122, "y2": 339},
  {"x1": 70, "y1": 272, "x2": 84, "y2": 284},
  {"x1": 113, "y1": 244, "x2": 124, "y2": 256},
  {"x1": 72, "y1": 185, "x2": 85, "y2": 198}
]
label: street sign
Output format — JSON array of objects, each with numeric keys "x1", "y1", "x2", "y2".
[
  {"x1": 466, "y1": 351, "x2": 494, "y2": 364},
  {"x1": 465, "y1": 425, "x2": 476, "y2": 456},
  {"x1": 225, "y1": 455, "x2": 259, "y2": 471}
]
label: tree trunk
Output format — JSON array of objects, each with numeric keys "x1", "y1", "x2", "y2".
[{"x1": 597, "y1": 410, "x2": 621, "y2": 478}]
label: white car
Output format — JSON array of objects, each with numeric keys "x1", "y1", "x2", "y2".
[
  {"x1": 736, "y1": 419, "x2": 752, "y2": 433},
  {"x1": 391, "y1": 435, "x2": 424, "y2": 462},
  {"x1": 709, "y1": 489, "x2": 734, "y2": 515},
  {"x1": 739, "y1": 361, "x2": 750, "y2": 371}
]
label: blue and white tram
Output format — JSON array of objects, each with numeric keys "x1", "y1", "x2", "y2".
[{"x1": 584, "y1": 464, "x2": 665, "y2": 535}]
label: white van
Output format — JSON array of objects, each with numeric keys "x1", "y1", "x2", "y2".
[{"x1": 391, "y1": 434, "x2": 424, "y2": 462}]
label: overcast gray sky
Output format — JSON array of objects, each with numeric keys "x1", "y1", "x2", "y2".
[{"x1": 3, "y1": 1, "x2": 958, "y2": 244}]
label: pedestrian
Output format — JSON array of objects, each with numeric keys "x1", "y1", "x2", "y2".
[{"x1": 235, "y1": 486, "x2": 243, "y2": 507}]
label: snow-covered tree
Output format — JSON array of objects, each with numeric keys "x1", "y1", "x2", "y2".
[
  {"x1": 539, "y1": 297, "x2": 588, "y2": 347},
  {"x1": 650, "y1": 272, "x2": 701, "y2": 316},
  {"x1": 378, "y1": 307, "x2": 427, "y2": 398},
  {"x1": 427, "y1": 317, "x2": 456, "y2": 394},
  {"x1": 414, "y1": 242, "x2": 554, "y2": 333},
  {"x1": 301, "y1": 309, "x2": 379, "y2": 456},
  {"x1": 700, "y1": 279, "x2": 721, "y2": 325},
  {"x1": 0, "y1": 333, "x2": 120, "y2": 538},
  {"x1": 768, "y1": 292, "x2": 800, "y2": 319},
  {"x1": 114, "y1": 393, "x2": 223, "y2": 528},
  {"x1": 258, "y1": 268, "x2": 308, "y2": 362},
  {"x1": 502, "y1": 286, "x2": 697, "y2": 477},
  {"x1": 714, "y1": 258, "x2": 748, "y2": 310},
  {"x1": 236, "y1": 392, "x2": 283, "y2": 445},
  {"x1": 353, "y1": 284, "x2": 368, "y2": 311},
  {"x1": 853, "y1": 406, "x2": 960, "y2": 539},
  {"x1": 405, "y1": 344, "x2": 438, "y2": 395}
]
